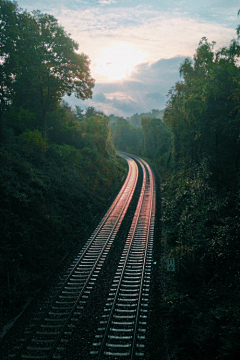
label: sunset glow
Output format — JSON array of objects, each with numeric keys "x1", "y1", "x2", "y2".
[{"x1": 93, "y1": 44, "x2": 146, "y2": 81}]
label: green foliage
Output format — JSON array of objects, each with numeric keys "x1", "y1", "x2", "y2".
[
  {"x1": 127, "y1": 109, "x2": 164, "y2": 127},
  {"x1": 109, "y1": 111, "x2": 171, "y2": 172},
  {"x1": 47, "y1": 101, "x2": 83, "y2": 148},
  {"x1": 163, "y1": 161, "x2": 211, "y2": 248},
  {"x1": 0, "y1": 0, "x2": 20, "y2": 115},
  {"x1": 161, "y1": 33, "x2": 240, "y2": 359},
  {"x1": 162, "y1": 170, "x2": 240, "y2": 358},
  {"x1": 164, "y1": 37, "x2": 240, "y2": 184},
  {"x1": 109, "y1": 109, "x2": 164, "y2": 128},
  {"x1": 7, "y1": 107, "x2": 37, "y2": 135},
  {"x1": 18, "y1": 130, "x2": 47, "y2": 159},
  {"x1": 0, "y1": 0, "x2": 126, "y2": 314},
  {"x1": 0, "y1": 0, "x2": 94, "y2": 141},
  {"x1": 141, "y1": 116, "x2": 172, "y2": 175},
  {"x1": 80, "y1": 112, "x2": 110, "y2": 156},
  {"x1": 0, "y1": 127, "x2": 125, "y2": 311},
  {"x1": 110, "y1": 117, "x2": 143, "y2": 155}
]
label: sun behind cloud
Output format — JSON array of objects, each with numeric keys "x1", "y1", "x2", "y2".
[{"x1": 93, "y1": 44, "x2": 146, "y2": 81}]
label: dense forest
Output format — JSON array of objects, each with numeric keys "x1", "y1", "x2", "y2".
[
  {"x1": 110, "y1": 19, "x2": 240, "y2": 360},
  {"x1": 1, "y1": 0, "x2": 240, "y2": 358},
  {"x1": 160, "y1": 35, "x2": 240, "y2": 359},
  {"x1": 0, "y1": 0, "x2": 125, "y2": 315},
  {"x1": 109, "y1": 109, "x2": 172, "y2": 175}
]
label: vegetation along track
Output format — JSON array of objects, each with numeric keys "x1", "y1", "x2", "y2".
[{"x1": 3, "y1": 153, "x2": 156, "y2": 360}]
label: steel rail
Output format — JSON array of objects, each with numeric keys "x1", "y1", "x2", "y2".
[
  {"x1": 130, "y1": 156, "x2": 155, "y2": 359},
  {"x1": 90, "y1": 154, "x2": 156, "y2": 359},
  {"x1": 8, "y1": 154, "x2": 139, "y2": 360},
  {"x1": 94, "y1": 156, "x2": 147, "y2": 359}
]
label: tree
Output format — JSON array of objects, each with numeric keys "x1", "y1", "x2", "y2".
[
  {"x1": 0, "y1": 1, "x2": 95, "y2": 140},
  {"x1": 164, "y1": 37, "x2": 240, "y2": 182},
  {"x1": 85, "y1": 106, "x2": 98, "y2": 118},
  {"x1": 111, "y1": 118, "x2": 143, "y2": 154},
  {"x1": 74, "y1": 105, "x2": 84, "y2": 122},
  {"x1": 0, "y1": 0, "x2": 21, "y2": 143},
  {"x1": 141, "y1": 117, "x2": 171, "y2": 158},
  {"x1": 161, "y1": 31, "x2": 240, "y2": 359},
  {"x1": 81, "y1": 111, "x2": 110, "y2": 156}
]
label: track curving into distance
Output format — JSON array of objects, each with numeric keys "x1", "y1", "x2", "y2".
[
  {"x1": 89, "y1": 154, "x2": 156, "y2": 359},
  {"x1": 7, "y1": 154, "x2": 138, "y2": 360},
  {"x1": 5, "y1": 153, "x2": 156, "y2": 360}
]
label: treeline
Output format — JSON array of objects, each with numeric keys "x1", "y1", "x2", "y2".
[
  {"x1": 109, "y1": 109, "x2": 164, "y2": 127},
  {"x1": 109, "y1": 23, "x2": 240, "y2": 358},
  {"x1": 110, "y1": 109, "x2": 172, "y2": 175},
  {"x1": 0, "y1": 1, "x2": 125, "y2": 313},
  {"x1": 161, "y1": 37, "x2": 240, "y2": 358}
]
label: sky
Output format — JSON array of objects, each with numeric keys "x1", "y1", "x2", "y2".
[{"x1": 16, "y1": 0, "x2": 240, "y2": 117}]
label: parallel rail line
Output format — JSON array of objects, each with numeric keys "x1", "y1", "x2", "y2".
[
  {"x1": 8, "y1": 154, "x2": 138, "y2": 360},
  {"x1": 6, "y1": 154, "x2": 156, "y2": 360},
  {"x1": 90, "y1": 155, "x2": 155, "y2": 359}
]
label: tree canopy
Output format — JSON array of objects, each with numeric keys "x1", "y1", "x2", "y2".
[
  {"x1": 160, "y1": 31, "x2": 240, "y2": 359},
  {"x1": 164, "y1": 37, "x2": 240, "y2": 184},
  {"x1": 0, "y1": 1, "x2": 126, "y2": 317},
  {"x1": 0, "y1": 0, "x2": 94, "y2": 140}
]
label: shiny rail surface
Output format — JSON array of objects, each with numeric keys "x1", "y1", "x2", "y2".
[
  {"x1": 90, "y1": 155, "x2": 156, "y2": 359},
  {"x1": 7, "y1": 154, "x2": 139, "y2": 360}
]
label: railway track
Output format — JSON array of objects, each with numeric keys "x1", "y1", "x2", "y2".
[
  {"x1": 89, "y1": 155, "x2": 155, "y2": 359},
  {"x1": 4, "y1": 153, "x2": 156, "y2": 360}
]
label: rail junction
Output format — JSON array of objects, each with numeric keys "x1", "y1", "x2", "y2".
[{"x1": 2, "y1": 153, "x2": 157, "y2": 360}]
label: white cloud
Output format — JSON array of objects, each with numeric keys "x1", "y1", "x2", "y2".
[
  {"x1": 99, "y1": 0, "x2": 117, "y2": 4},
  {"x1": 66, "y1": 56, "x2": 185, "y2": 116},
  {"x1": 54, "y1": 7, "x2": 236, "y2": 72},
  {"x1": 16, "y1": 0, "x2": 240, "y2": 117},
  {"x1": 17, "y1": 2, "x2": 238, "y2": 67}
]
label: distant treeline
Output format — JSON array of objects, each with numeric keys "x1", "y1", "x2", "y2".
[
  {"x1": 109, "y1": 109, "x2": 172, "y2": 176},
  {"x1": 109, "y1": 109, "x2": 164, "y2": 127}
]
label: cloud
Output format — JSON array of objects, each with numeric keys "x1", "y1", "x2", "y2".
[
  {"x1": 51, "y1": 6, "x2": 236, "y2": 75},
  {"x1": 65, "y1": 56, "x2": 185, "y2": 117},
  {"x1": 94, "y1": 92, "x2": 108, "y2": 102},
  {"x1": 146, "y1": 92, "x2": 166, "y2": 102},
  {"x1": 99, "y1": 0, "x2": 117, "y2": 4},
  {"x1": 17, "y1": 0, "x2": 240, "y2": 117},
  {"x1": 18, "y1": 2, "x2": 238, "y2": 68}
]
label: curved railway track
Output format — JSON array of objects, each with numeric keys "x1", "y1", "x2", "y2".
[
  {"x1": 4, "y1": 153, "x2": 156, "y2": 360},
  {"x1": 90, "y1": 155, "x2": 155, "y2": 359}
]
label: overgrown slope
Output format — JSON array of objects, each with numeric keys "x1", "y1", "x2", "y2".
[{"x1": 0, "y1": 0, "x2": 126, "y2": 315}]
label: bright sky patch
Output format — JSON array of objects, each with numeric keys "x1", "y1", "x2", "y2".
[
  {"x1": 93, "y1": 44, "x2": 146, "y2": 81},
  {"x1": 15, "y1": 0, "x2": 240, "y2": 116}
]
